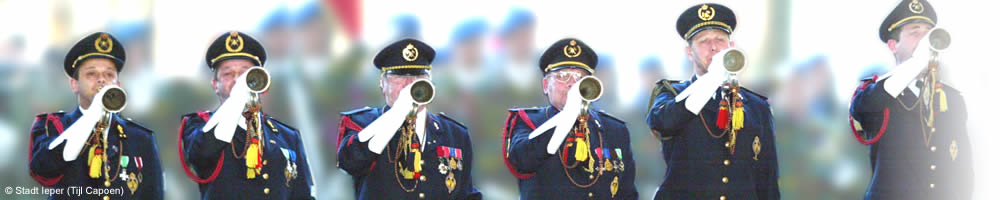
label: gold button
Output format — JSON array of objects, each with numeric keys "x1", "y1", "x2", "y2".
[
  {"x1": 724, "y1": 142, "x2": 731, "y2": 148},
  {"x1": 419, "y1": 160, "x2": 425, "y2": 165},
  {"x1": 263, "y1": 173, "x2": 269, "y2": 179},
  {"x1": 588, "y1": 192, "x2": 594, "y2": 197},
  {"x1": 720, "y1": 195, "x2": 727, "y2": 200},
  {"x1": 723, "y1": 160, "x2": 731, "y2": 166},
  {"x1": 103, "y1": 196, "x2": 109, "y2": 200},
  {"x1": 264, "y1": 188, "x2": 270, "y2": 194},
  {"x1": 931, "y1": 146, "x2": 937, "y2": 152},
  {"x1": 420, "y1": 176, "x2": 427, "y2": 182},
  {"x1": 104, "y1": 181, "x2": 111, "y2": 187},
  {"x1": 722, "y1": 177, "x2": 729, "y2": 183},
  {"x1": 589, "y1": 175, "x2": 594, "y2": 179},
  {"x1": 263, "y1": 160, "x2": 268, "y2": 166},
  {"x1": 929, "y1": 183, "x2": 935, "y2": 189},
  {"x1": 419, "y1": 193, "x2": 425, "y2": 199},
  {"x1": 930, "y1": 165, "x2": 936, "y2": 171}
]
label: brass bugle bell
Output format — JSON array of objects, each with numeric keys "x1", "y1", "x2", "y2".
[
  {"x1": 578, "y1": 76, "x2": 603, "y2": 102},
  {"x1": 245, "y1": 66, "x2": 271, "y2": 93},
  {"x1": 100, "y1": 85, "x2": 127, "y2": 113},
  {"x1": 928, "y1": 27, "x2": 950, "y2": 52},
  {"x1": 722, "y1": 48, "x2": 747, "y2": 74},
  {"x1": 410, "y1": 79, "x2": 435, "y2": 105}
]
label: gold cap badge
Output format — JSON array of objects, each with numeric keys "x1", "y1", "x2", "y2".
[
  {"x1": 698, "y1": 4, "x2": 716, "y2": 21},
  {"x1": 563, "y1": 40, "x2": 581, "y2": 58},
  {"x1": 95, "y1": 33, "x2": 113, "y2": 53},
  {"x1": 402, "y1": 43, "x2": 419, "y2": 61},
  {"x1": 225, "y1": 32, "x2": 244, "y2": 53}
]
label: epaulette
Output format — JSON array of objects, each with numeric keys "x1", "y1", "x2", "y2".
[{"x1": 436, "y1": 112, "x2": 467, "y2": 130}]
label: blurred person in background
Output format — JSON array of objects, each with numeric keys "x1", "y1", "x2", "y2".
[
  {"x1": 502, "y1": 38, "x2": 638, "y2": 199},
  {"x1": 494, "y1": 7, "x2": 540, "y2": 105},
  {"x1": 773, "y1": 55, "x2": 869, "y2": 199},
  {"x1": 336, "y1": 39, "x2": 482, "y2": 199},
  {"x1": 436, "y1": 18, "x2": 493, "y2": 143},
  {"x1": 848, "y1": 0, "x2": 972, "y2": 199},
  {"x1": 28, "y1": 32, "x2": 164, "y2": 199},
  {"x1": 646, "y1": 3, "x2": 779, "y2": 199},
  {"x1": 177, "y1": 31, "x2": 315, "y2": 199}
]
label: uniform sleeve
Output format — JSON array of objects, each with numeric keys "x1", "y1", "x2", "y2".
[
  {"x1": 850, "y1": 79, "x2": 890, "y2": 140},
  {"x1": 28, "y1": 115, "x2": 69, "y2": 181},
  {"x1": 506, "y1": 113, "x2": 553, "y2": 174},
  {"x1": 141, "y1": 132, "x2": 165, "y2": 199},
  {"x1": 646, "y1": 85, "x2": 698, "y2": 137},
  {"x1": 291, "y1": 130, "x2": 317, "y2": 200},
  {"x1": 336, "y1": 115, "x2": 380, "y2": 177},
  {"x1": 619, "y1": 124, "x2": 639, "y2": 199},
  {"x1": 181, "y1": 116, "x2": 230, "y2": 173},
  {"x1": 458, "y1": 129, "x2": 482, "y2": 200},
  {"x1": 756, "y1": 105, "x2": 780, "y2": 200}
]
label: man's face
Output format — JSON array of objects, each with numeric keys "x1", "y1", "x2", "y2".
[
  {"x1": 889, "y1": 22, "x2": 933, "y2": 64},
  {"x1": 70, "y1": 58, "x2": 119, "y2": 109},
  {"x1": 542, "y1": 68, "x2": 588, "y2": 110},
  {"x1": 213, "y1": 59, "x2": 255, "y2": 101},
  {"x1": 382, "y1": 73, "x2": 431, "y2": 106},
  {"x1": 686, "y1": 29, "x2": 733, "y2": 76}
]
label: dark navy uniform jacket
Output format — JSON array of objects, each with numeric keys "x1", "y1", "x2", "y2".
[
  {"x1": 850, "y1": 77, "x2": 972, "y2": 200},
  {"x1": 179, "y1": 111, "x2": 314, "y2": 200},
  {"x1": 336, "y1": 106, "x2": 482, "y2": 200},
  {"x1": 503, "y1": 105, "x2": 638, "y2": 200},
  {"x1": 29, "y1": 107, "x2": 164, "y2": 200},
  {"x1": 646, "y1": 77, "x2": 780, "y2": 200}
]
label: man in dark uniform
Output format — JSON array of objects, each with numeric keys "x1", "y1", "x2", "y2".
[
  {"x1": 336, "y1": 39, "x2": 482, "y2": 200},
  {"x1": 29, "y1": 32, "x2": 164, "y2": 199},
  {"x1": 645, "y1": 3, "x2": 780, "y2": 199},
  {"x1": 849, "y1": 0, "x2": 973, "y2": 199},
  {"x1": 177, "y1": 31, "x2": 315, "y2": 199},
  {"x1": 502, "y1": 38, "x2": 638, "y2": 199}
]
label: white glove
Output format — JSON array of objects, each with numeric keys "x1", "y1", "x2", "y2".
[
  {"x1": 203, "y1": 69, "x2": 253, "y2": 143},
  {"x1": 528, "y1": 78, "x2": 587, "y2": 154},
  {"x1": 882, "y1": 32, "x2": 936, "y2": 98},
  {"x1": 675, "y1": 48, "x2": 734, "y2": 114},
  {"x1": 49, "y1": 86, "x2": 115, "y2": 161},
  {"x1": 357, "y1": 80, "x2": 427, "y2": 154}
]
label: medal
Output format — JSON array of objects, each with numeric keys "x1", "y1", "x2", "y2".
[
  {"x1": 753, "y1": 136, "x2": 762, "y2": 161},
  {"x1": 445, "y1": 172, "x2": 457, "y2": 194},
  {"x1": 455, "y1": 148, "x2": 463, "y2": 171},
  {"x1": 281, "y1": 148, "x2": 299, "y2": 187},
  {"x1": 127, "y1": 173, "x2": 139, "y2": 194},
  {"x1": 610, "y1": 176, "x2": 620, "y2": 198}
]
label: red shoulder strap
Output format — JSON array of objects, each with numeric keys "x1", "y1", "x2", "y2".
[
  {"x1": 28, "y1": 114, "x2": 65, "y2": 186},
  {"x1": 502, "y1": 109, "x2": 538, "y2": 179},
  {"x1": 850, "y1": 75, "x2": 889, "y2": 145},
  {"x1": 177, "y1": 113, "x2": 226, "y2": 184}
]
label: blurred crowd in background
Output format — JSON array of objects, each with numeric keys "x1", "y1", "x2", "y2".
[{"x1": 0, "y1": 0, "x2": 996, "y2": 199}]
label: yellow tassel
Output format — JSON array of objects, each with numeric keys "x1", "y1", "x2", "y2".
[
  {"x1": 575, "y1": 138, "x2": 589, "y2": 162},
  {"x1": 89, "y1": 155, "x2": 102, "y2": 178},
  {"x1": 246, "y1": 142, "x2": 259, "y2": 179},
  {"x1": 412, "y1": 150, "x2": 422, "y2": 173},
  {"x1": 87, "y1": 145, "x2": 96, "y2": 166},
  {"x1": 936, "y1": 88, "x2": 948, "y2": 112},
  {"x1": 733, "y1": 103, "x2": 745, "y2": 131},
  {"x1": 88, "y1": 145, "x2": 101, "y2": 178}
]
